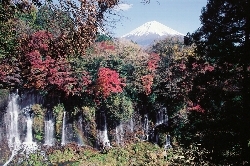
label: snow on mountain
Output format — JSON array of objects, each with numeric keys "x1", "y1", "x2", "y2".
[{"x1": 121, "y1": 21, "x2": 184, "y2": 46}]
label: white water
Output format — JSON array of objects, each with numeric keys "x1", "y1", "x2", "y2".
[
  {"x1": 76, "y1": 117, "x2": 84, "y2": 146},
  {"x1": 164, "y1": 135, "x2": 172, "y2": 149},
  {"x1": 156, "y1": 107, "x2": 168, "y2": 126},
  {"x1": 162, "y1": 107, "x2": 168, "y2": 125},
  {"x1": 143, "y1": 114, "x2": 149, "y2": 140},
  {"x1": 129, "y1": 118, "x2": 134, "y2": 132},
  {"x1": 115, "y1": 123, "x2": 124, "y2": 146},
  {"x1": 98, "y1": 111, "x2": 110, "y2": 147},
  {"x1": 25, "y1": 117, "x2": 33, "y2": 143},
  {"x1": 4, "y1": 91, "x2": 38, "y2": 166},
  {"x1": 99, "y1": 129, "x2": 110, "y2": 147},
  {"x1": 61, "y1": 111, "x2": 66, "y2": 145},
  {"x1": 5, "y1": 92, "x2": 21, "y2": 150},
  {"x1": 22, "y1": 111, "x2": 38, "y2": 155},
  {"x1": 4, "y1": 92, "x2": 22, "y2": 166},
  {"x1": 44, "y1": 120, "x2": 54, "y2": 146}
]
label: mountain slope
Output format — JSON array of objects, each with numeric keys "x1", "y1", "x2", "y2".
[{"x1": 121, "y1": 21, "x2": 184, "y2": 46}]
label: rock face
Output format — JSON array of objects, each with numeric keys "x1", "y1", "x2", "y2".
[{"x1": 121, "y1": 21, "x2": 184, "y2": 46}]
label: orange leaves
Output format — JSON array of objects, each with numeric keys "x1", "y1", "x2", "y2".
[{"x1": 141, "y1": 74, "x2": 154, "y2": 95}]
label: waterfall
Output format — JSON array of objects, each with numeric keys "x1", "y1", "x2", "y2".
[
  {"x1": 115, "y1": 123, "x2": 124, "y2": 146},
  {"x1": 44, "y1": 119, "x2": 54, "y2": 146},
  {"x1": 164, "y1": 135, "x2": 172, "y2": 149},
  {"x1": 143, "y1": 114, "x2": 149, "y2": 140},
  {"x1": 76, "y1": 115, "x2": 84, "y2": 146},
  {"x1": 22, "y1": 110, "x2": 38, "y2": 155},
  {"x1": 4, "y1": 91, "x2": 39, "y2": 166},
  {"x1": 156, "y1": 107, "x2": 168, "y2": 126},
  {"x1": 61, "y1": 111, "x2": 66, "y2": 145},
  {"x1": 3, "y1": 91, "x2": 22, "y2": 166},
  {"x1": 130, "y1": 117, "x2": 134, "y2": 132},
  {"x1": 5, "y1": 92, "x2": 21, "y2": 150},
  {"x1": 156, "y1": 109, "x2": 163, "y2": 126},
  {"x1": 162, "y1": 107, "x2": 168, "y2": 125},
  {"x1": 98, "y1": 110, "x2": 110, "y2": 147},
  {"x1": 25, "y1": 117, "x2": 33, "y2": 143}
]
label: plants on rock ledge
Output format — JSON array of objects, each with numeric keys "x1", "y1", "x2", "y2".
[
  {"x1": 105, "y1": 93, "x2": 134, "y2": 122},
  {"x1": 53, "y1": 103, "x2": 65, "y2": 139},
  {"x1": 32, "y1": 104, "x2": 46, "y2": 142}
]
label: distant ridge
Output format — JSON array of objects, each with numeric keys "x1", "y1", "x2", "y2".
[{"x1": 121, "y1": 21, "x2": 184, "y2": 46}]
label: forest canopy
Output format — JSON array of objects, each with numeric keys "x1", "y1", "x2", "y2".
[{"x1": 0, "y1": 0, "x2": 250, "y2": 165}]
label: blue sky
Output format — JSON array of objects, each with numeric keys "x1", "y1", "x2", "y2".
[{"x1": 109, "y1": 0, "x2": 208, "y2": 37}]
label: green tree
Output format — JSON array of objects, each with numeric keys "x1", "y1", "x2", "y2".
[{"x1": 186, "y1": 0, "x2": 250, "y2": 164}]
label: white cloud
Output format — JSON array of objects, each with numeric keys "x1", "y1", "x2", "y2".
[{"x1": 114, "y1": 3, "x2": 133, "y2": 11}]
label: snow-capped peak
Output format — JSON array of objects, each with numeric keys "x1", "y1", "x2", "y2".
[{"x1": 121, "y1": 21, "x2": 184, "y2": 38}]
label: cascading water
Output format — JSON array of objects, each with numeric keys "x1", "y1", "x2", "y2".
[
  {"x1": 1, "y1": 90, "x2": 174, "y2": 165},
  {"x1": 98, "y1": 110, "x2": 110, "y2": 148},
  {"x1": 115, "y1": 123, "x2": 124, "y2": 146},
  {"x1": 162, "y1": 107, "x2": 168, "y2": 125},
  {"x1": 76, "y1": 115, "x2": 85, "y2": 146},
  {"x1": 164, "y1": 134, "x2": 172, "y2": 149},
  {"x1": 22, "y1": 114, "x2": 38, "y2": 155},
  {"x1": 129, "y1": 117, "x2": 134, "y2": 132},
  {"x1": 5, "y1": 92, "x2": 21, "y2": 150},
  {"x1": 61, "y1": 111, "x2": 66, "y2": 145},
  {"x1": 143, "y1": 114, "x2": 149, "y2": 140},
  {"x1": 25, "y1": 117, "x2": 33, "y2": 143},
  {"x1": 156, "y1": 109, "x2": 163, "y2": 126},
  {"x1": 3, "y1": 92, "x2": 22, "y2": 166},
  {"x1": 156, "y1": 107, "x2": 168, "y2": 126},
  {"x1": 4, "y1": 91, "x2": 38, "y2": 166},
  {"x1": 44, "y1": 119, "x2": 54, "y2": 146}
]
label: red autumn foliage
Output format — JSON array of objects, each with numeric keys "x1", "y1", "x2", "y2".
[
  {"x1": 188, "y1": 104, "x2": 205, "y2": 113},
  {"x1": 0, "y1": 64, "x2": 21, "y2": 85},
  {"x1": 99, "y1": 41, "x2": 115, "y2": 50},
  {"x1": 204, "y1": 63, "x2": 214, "y2": 72},
  {"x1": 179, "y1": 63, "x2": 186, "y2": 71},
  {"x1": 28, "y1": 31, "x2": 52, "y2": 53},
  {"x1": 147, "y1": 53, "x2": 160, "y2": 71},
  {"x1": 192, "y1": 62, "x2": 199, "y2": 69},
  {"x1": 191, "y1": 62, "x2": 214, "y2": 73},
  {"x1": 23, "y1": 30, "x2": 91, "y2": 96},
  {"x1": 141, "y1": 74, "x2": 154, "y2": 95},
  {"x1": 95, "y1": 67, "x2": 125, "y2": 98}
]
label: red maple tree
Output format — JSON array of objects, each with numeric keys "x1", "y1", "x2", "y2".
[
  {"x1": 95, "y1": 67, "x2": 125, "y2": 98},
  {"x1": 147, "y1": 53, "x2": 160, "y2": 71},
  {"x1": 23, "y1": 30, "x2": 91, "y2": 96}
]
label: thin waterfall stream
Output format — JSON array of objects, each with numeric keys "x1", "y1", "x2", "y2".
[
  {"x1": 3, "y1": 92, "x2": 21, "y2": 166},
  {"x1": 61, "y1": 111, "x2": 66, "y2": 145},
  {"x1": 44, "y1": 119, "x2": 54, "y2": 146}
]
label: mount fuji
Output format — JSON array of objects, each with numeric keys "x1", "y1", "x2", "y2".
[{"x1": 121, "y1": 21, "x2": 184, "y2": 46}]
